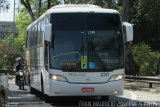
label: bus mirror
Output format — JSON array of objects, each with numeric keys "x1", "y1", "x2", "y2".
[
  {"x1": 123, "y1": 22, "x2": 133, "y2": 42},
  {"x1": 44, "y1": 23, "x2": 52, "y2": 42}
]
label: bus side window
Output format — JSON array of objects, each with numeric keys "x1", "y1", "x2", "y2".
[
  {"x1": 45, "y1": 44, "x2": 49, "y2": 70},
  {"x1": 33, "y1": 27, "x2": 35, "y2": 47},
  {"x1": 35, "y1": 24, "x2": 38, "y2": 47},
  {"x1": 26, "y1": 31, "x2": 28, "y2": 49},
  {"x1": 30, "y1": 28, "x2": 33, "y2": 48},
  {"x1": 40, "y1": 20, "x2": 43, "y2": 45},
  {"x1": 37, "y1": 22, "x2": 40, "y2": 46}
]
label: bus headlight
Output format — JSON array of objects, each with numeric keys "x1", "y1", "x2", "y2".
[
  {"x1": 50, "y1": 74, "x2": 68, "y2": 82},
  {"x1": 109, "y1": 74, "x2": 124, "y2": 81}
]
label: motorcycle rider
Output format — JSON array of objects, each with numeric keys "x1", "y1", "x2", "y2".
[{"x1": 14, "y1": 57, "x2": 25, "y2": 85}]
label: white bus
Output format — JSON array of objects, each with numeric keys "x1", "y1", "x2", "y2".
[{"x1": 26, "y1": 4, "x2": 133, "y2": 101}]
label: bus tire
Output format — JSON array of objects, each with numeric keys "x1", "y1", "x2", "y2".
[{"x1": 101, "y1": 96, "x2": 109, "y2": 101}]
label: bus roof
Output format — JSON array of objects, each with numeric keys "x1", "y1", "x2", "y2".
[
  {"x1": 27, "y1": 4, "x2": 120, "y2": 30},
  {"x1": 48, "y1": 4, "x2": 119, "y2": 13}
]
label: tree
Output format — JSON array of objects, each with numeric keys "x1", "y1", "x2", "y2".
[
  {"x1": 14, "y1": 30, "x2": 26, "y2": 56},
  {"x1": 20, "y1": 0, "x2": 59, "y2": 21},
  {"x1": 0, "y1": 40, "x2": 15, "y2": 69},
  {"x1": 15, "y1": 7, "x2": 32, "y2": 55},
  {"x1": 122, "y1": 0, "x2": 133, "y2": 22},
  {"x1": 20, "y1": 0, "x2": 35, "y2": 21},
  {"x1": 16, "y1": 7, "x2": 32, "y2": 27},
  {"x1": 132, "y1": 43, "x2": 160, "y2": 76},
  {"x1": 38, "y1": 0, "x2": 41, "y2": 16},
  {"x1": 0, "y1": 0, "x2": 10, "y2": 13},
  {"x1": 48, "y1": 0, "x2": 51, "y2": 9},
  {"x1": 130, "y1": 0, "x2": 160, "y2": 50}
]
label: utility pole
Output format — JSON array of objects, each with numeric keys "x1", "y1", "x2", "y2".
[{"x1": 12, "y1": 0, "x2": 15, "y2": 53}]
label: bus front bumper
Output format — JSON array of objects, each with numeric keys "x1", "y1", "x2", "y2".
[{"x1": 47, "y1": 80, "x2": 124, "y2": 97}]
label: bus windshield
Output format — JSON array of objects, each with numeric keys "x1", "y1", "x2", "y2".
[{"x1": 50, "y1": 13, "x2": 124, "y2": 71}]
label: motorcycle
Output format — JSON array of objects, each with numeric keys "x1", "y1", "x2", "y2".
[{"x1": 16, "y1": 70, "x2": 25, "y2": 90}]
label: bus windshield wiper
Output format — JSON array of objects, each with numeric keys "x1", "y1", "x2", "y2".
[
  {"x1": 80, "y1": 32, "x2": 85, "y2": 56},
  {"x1": 89, "y1": 31, "x2": 94, "y2": 57}
]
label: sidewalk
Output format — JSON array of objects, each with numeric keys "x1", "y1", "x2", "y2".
[
  {"x1": 8, "y1": 78, "x2": 44, "y2": 105},
  {"x1": 125, "y1": 81, "x2": 160, "y2": 93}
]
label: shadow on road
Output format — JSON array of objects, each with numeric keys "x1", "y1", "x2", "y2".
[{"x1": 45, "y1": 96, "x2": 160, "y2": 107}]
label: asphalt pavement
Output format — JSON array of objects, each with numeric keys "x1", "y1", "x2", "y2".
[{"x1": 4, "y1": 78, "x2": 160, "y2": 107}]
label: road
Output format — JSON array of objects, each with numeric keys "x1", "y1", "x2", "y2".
[{"x1": 5, "y1": 79, "x2": 160, "y2": 107}]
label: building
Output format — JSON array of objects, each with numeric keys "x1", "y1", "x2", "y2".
[{"x1": 0, "y1": 21, "x2": 18, "y2": 40}]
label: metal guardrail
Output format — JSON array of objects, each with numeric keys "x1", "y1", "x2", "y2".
[
  {"x1": 125, "y1": 75, "x2": 160, "y2": 88},
  {"x1": 0, "y1": 69, "x2": 15, "y2": 75}
]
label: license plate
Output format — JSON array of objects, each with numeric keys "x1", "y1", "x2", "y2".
[{"x1": 82, "y1": 87, "x2": 94, "y2": 92}]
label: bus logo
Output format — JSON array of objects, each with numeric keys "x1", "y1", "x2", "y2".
[{"x1": 86, "y1": 78, "x2": 90, "y2": 82}]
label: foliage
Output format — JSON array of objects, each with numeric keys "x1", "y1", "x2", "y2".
[
  {"x1": 130, "y1": 0, "x2": 160, "y2": 50},
  {"x1": 16, "y1": 8, "x2": 32, "y2": 29},
  {"x1": 15, "y1": 6, "x2": 34, "y2": 55},
  {"x1": 20, "y1": 0, "x2": 35, "y2": 21},
  {"x1": 0, "y1": 6, "x2": 30, "y2": 69},
  {"x1": 20, "y1": 0, "x2": 60, "y2": 21},
  {"x1": 0, "y1": 32, "x2": 25, "y2": 69},
  {"x1": 32, "y1": 0, "x2": 59, "y2": 19},
  {"x1": 0, "y1": 40, "x2": 15, "y2": 69},
  {"x1": 14, "y1": 31, "x2": 26, "y2": 56},
  {"x1": 132, "y1": 43, "x2": 160, "y2": 76},
  {"x1": 0, "y1": 0, "x2": 10, "y2": 13}
]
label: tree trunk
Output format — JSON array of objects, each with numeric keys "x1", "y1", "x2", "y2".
[
  {"x1": 20, "y1": 0, "x2": 35, "y2": 22},
  {"x1": 125, "y1": 43, "x2": 139, "y2": 75},
  {"x1": 123, "y1": 0, "x2": 131, "y2": 22},
  {"x1": 48, "y1": 0, "x2": 51, "y2": 9},
  {"x1": 156, "y1": 58, "x2": 160, "y2": 75},
  {"x1": 39, "y1": 0, "x2": 41, "y2": 16},
  {"x1": 103, "y1": 0, "x2": 113, "y2": 8}
]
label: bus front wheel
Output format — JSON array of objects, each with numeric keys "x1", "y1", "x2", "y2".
[
  {"x1": 29, "y1": 85, "x2": 35, "y2": 94},
  {"x1": 101, "y1": 96, "x2": 109, "y2": 101}
]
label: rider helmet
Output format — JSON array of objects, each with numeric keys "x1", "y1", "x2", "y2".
[{"x1": 16, "y1": 57, "x2": 22, "y2": 64}]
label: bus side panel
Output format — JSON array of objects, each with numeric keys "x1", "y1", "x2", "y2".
[{"x1": 28, "y1": 46, "x2": 44, "y2": 92}]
